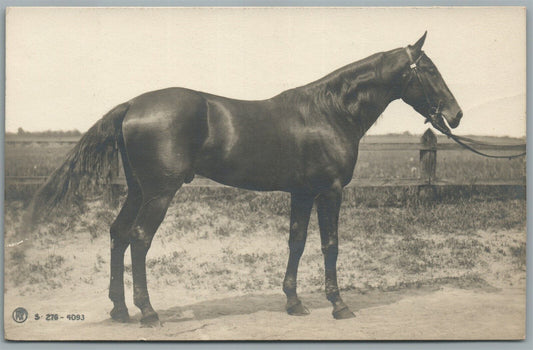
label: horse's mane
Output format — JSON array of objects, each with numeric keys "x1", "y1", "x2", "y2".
[
  {"x1": 276, "y1": 50, "x2": 398, "y2": 120},
  {"x1": 304, "y1": 51, "x2": 386, "y2": 89}
]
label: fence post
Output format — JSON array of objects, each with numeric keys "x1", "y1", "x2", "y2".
[
  {"x1": 418, "y1": 129, "x2": 438, "y2": 202},
  {"x1": 420, "y1": 128, "x2": 437, "y2": 184}
]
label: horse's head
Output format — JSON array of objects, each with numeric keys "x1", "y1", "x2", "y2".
[{"x1": 398, "y1": 32, "x2": 462, "y2": 133}]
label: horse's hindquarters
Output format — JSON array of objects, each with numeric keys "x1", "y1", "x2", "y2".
[{"x1": 122, "y1": 88, "x2": 207, "y2": 189}]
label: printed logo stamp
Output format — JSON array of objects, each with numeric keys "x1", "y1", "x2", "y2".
[{"x1": 12, "y1": 307, "x2": 28, "y2": 323}]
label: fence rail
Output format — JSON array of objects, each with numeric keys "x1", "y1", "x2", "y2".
[
  {"x1": 6, "y1": 129, "x2": 526, "y2": 203},
  {"x1": 5, "y1": 175, "x2": 526, "y2": 187},
  {"x1": 6, "y1": 137, "x2": 525, "y2": 151}
]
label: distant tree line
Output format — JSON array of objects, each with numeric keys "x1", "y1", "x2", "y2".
[
  {"x1": 7, "y1": 127, "x2": 416, "y2": 138},
  {"x1": 7, "y1": 127, "x2": 83, "y2": 137}
]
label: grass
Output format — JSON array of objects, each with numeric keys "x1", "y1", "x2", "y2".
[
  {"x1": 5, "y1": 143, "x2": 73, "y2": 176},
  {"x1": 8, "y1": 253, "x2": 70, "y2": 290},
  {"x1": 355, "y1": 149, "x2": 525, "y2": 181}
]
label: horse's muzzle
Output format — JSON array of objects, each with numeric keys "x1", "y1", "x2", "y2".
[{"x1": 447, "y1": 110, "x2": 462, "y2": 129}]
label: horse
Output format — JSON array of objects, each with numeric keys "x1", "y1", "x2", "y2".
[{"x1": 26, "y1": 32, "x2": 462, "y2": 325}]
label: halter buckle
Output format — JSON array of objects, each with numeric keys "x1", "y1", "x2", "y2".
[{"x1": 410, "y1": 63, "x2": 417, "y2": 69}]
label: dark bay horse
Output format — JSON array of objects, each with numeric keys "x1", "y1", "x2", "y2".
[{"x1": 27, "y1": 32, "x2": 462, "y2": 325}]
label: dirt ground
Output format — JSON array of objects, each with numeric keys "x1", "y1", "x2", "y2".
[{"x1": 4, "y1": 285, "x2": 525, "y2": 340}]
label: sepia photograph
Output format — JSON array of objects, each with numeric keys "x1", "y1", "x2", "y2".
[{"x1": 3, "y1": 7, "x2": 527, "y2": 340}]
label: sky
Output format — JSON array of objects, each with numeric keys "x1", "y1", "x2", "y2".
[{"x1": 6, "y1": 7, "x2": 526, "y2": 137}]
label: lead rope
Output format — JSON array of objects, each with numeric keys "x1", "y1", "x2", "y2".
[
  {"x1": 440, "y1": 130, "x2": 526, "y2": 160},
  {"x1": 404, "y1": 48, "x2": 526, "y2": 160}
]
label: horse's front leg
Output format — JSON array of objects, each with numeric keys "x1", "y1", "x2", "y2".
[
  {"x1": 283, "y1": 192, "x2": 314, "y2": 316},
  {"x1": 316, "y1": 186, "x2": 355, "y2": 319}
]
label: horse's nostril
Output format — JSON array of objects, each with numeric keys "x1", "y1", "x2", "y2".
[{"x1": 456, "y1": 111, "x2": 463, "y2": 120}]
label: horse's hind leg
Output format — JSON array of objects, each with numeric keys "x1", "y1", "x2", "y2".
[
  {"x1": 129, "y1": 182, "x2": 180, "y2": 326},
  {"x1": 108, "y1": 182, "x2": 142, "y2": 322},
  {"x1": 283, "y1": 192, "x2": 314, "y2": 316}
]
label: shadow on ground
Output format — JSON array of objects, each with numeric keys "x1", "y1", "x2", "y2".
[{"x1": 133, "y1": 288, "x2": 439, "y2": 324}]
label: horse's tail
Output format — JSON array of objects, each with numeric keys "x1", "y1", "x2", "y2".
[{"x1": 24, "y1": 102, "x2": 131, "y2": 228}]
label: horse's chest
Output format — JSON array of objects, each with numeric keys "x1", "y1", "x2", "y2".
[{"x1": 296, "y1": 133, "x2": 357, "y2": 187}]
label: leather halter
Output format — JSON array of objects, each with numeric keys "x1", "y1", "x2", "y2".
[{"x1": 401, "y1": 47, "x2": 449, "y2": 134}]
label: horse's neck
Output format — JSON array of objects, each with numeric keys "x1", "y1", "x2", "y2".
[
  {"x1": 312, "y1": 74, "x2": 398, "y2": 140},
  {"x1": 280, "y1": 51, "x2": 403, "y2": 139},
  {"x1": 344, "y1": 85, "x2": 396, "y2": 138}
]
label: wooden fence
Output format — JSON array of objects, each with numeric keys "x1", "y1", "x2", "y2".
[{"x1": 6, "y1": 129, "x2": 526, "y2": 204}]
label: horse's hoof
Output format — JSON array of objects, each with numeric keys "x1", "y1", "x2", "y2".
[
  {"x1": 332, "y1": 306, "x2": 356, "y2": 320},
  {"x1": 286, "y1": 300, "x2": 310, "y2": 316},
  {"x1": 140, "y1": 312, "x2": 161, "y2": 327},
  {"x1": 110, "y1": 306, "x2": 130, "y2": 323}
]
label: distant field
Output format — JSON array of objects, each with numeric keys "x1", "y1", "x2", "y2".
[{"x1": 5, "y1": 143, "x2": 73, "y2": 176}]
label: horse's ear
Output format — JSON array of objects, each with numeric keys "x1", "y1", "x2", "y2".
[{"x1": 411, "y1": 31, "x2": 427, "y2": 55}]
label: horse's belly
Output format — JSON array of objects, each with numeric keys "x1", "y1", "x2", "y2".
[
  {"x1": 194, "y1": 147, "x2": 352, "y2": 193},
  {"x1": 194, "y1": 148, "x2": 296, "y2": 191}
]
